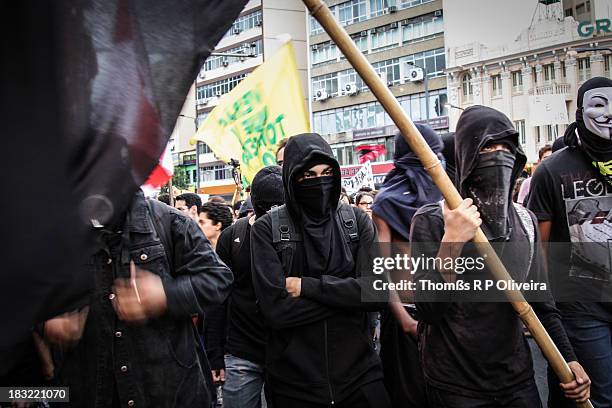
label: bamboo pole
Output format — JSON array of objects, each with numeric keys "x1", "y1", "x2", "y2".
[{"x1": 303, "y1": 1, "x2": 592, "y2": 406}]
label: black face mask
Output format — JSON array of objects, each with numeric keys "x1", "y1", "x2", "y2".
[
  {"x1": 294, "y1": 176, "x2": 335, "y2": 218},
  {"x1": 466, "y1": 150, "x2": 515, "y2": 241}
]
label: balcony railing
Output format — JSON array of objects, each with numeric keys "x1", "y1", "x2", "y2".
[{"x1": 528, "y1": 82, "x2": 571, "y2": 96}]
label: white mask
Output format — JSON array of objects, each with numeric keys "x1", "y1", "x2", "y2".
[{"x1": 582, "y1": 87, "x2": 612, "y2": 140}]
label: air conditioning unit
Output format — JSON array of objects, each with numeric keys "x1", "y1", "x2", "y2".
[
  {"x1": 215, "y1": 91, "x2": 223, "y2": 97},
  {"x1": 389, "y1": 22, "x2": 398, "y2": 29},
  {"x1": 222, "y1": 59, "x2": 229, "y2": 67},
  {"x1": 406, "y1": 66, "x2": 425, "y2": 82},
  {"x1": 255, "y1": 20, "x2": 263, "y2": 27},
  {"x1": 370, "y1": 27, "x2": 378, "y2": 34},
  {"x1": 198, "y1": 70, "x2": 206, "y2": 80},
  {"x1": 312, "y1": 44, "x2": 319, "y2": 50},
  {"x1": 434, "y1": 10, "x2": 443, "y2": 17},
  {"x1": 360, "y1": 30, "x2": 368, "y2": 37},
  {"x1": 314, "y1": 89, "x2": 329, "y2": 101},
  {"x1": 342, "y1": 82, "x2": 359, "y2": 96},
  {"x1": 233, "y1": 27, "x2": 241, "y2": 35},
  {"x1": 387, "y1": 5, "x2": 397, "y2": 13}
]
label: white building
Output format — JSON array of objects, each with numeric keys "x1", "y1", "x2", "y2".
[{"x1": 444, "y1": 0, "x2": 612, "y2": 162}]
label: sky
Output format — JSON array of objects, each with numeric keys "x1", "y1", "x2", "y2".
[{"x1": 443, "y1": 0, "x2": 544, "y2": 50}]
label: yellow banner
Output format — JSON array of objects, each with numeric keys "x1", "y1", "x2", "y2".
[{"x1": 191, "y1": 41, "x2": 310, "y2": 185}]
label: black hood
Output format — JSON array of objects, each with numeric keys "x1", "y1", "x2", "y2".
[
  {"x1": 282, "y1": 133, "x2": 341, "y2": 219},
  {"x1": 251, "y1": 165, "x2": 284, "y2": 218},
  {"x1": 441, "y1": 132, "x2": 456, "y2": 182},
  {"x1": 455, "y1": 105, "x2": 526, "y2": 199}
]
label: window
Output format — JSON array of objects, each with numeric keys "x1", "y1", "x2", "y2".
[
  {"x1": 545, "y1": 124, "x2": 558, "y2": 142},
  {"x1": 578, "y1": 57, "x2": 591, "y2": 82},
  {"x1": 605, "y1": 55, "x2": 611, "y2": 78},
  {"x1": 402, "y1": 47, "x2": 446, "y2": 78},
  {"x1": 312, "y1": 89, "x2": 448, "y2": 135},
  {"x1": 515, "y1": 120, "x2": 526, "y2": 145},
  {"x1": 204, "y1": 39, "x2": 263, "y2": 71},
  {"x1": 196, "y1": 113, "x2": 209, "y2": 129},
  {"x1": 350, "y1": 33, "x2": 368, "y2": 54},
  {"x1": 512, "y1": 71, "x2": 523, "y2": 92},
  {"x1": 462, "y1": 73, "x2": 473, "y2": 99},
  {"x1": 338, "y1": 0, "x2": 366, "y2": 25},
  {"x1": 561, "y1": 60, "x2": 567, "y2": 78},
  {"x1": 402, "y1": 13, "x2": 444, "y2": 44},
  {"x1": 370, "y1": 0, "x2": 394, "y2": 17},
  {"x1": 201, "y1": 165, "x2": 232, "y2": 181},
  {"x1": 532, "y1": 66, "x2": 538, "y2": 84},
  {"x1": 535, "y1": 126, "x2": 541, "y2": 144},
  {"x1": 565, "y1": 8, "x2": 573, "y2": 17},
  {"x1": 312, "y1": 72, "x2": 339, "y2": 96},
  {"x1": 372, "y1": 59, "x2": 401, "y2": 85},
  {"x1": 310, "y1": 14, "x2": 324, "y2": 35},
  {"x1": 197, "y1": 142, "x2": 212, "y2": 154},
  {"x1": 543, "y1": 63, "x2": 555, "y2": 83},
  {"x1": 399, "y1": 0, "x2": 434, "y2": 9},
  {"x1": 196, "y1": 74, "x2": 247, "y2": 99},
  {"x1": 311, "y1": 41, "x2": 337, "y2": 65},
  {"x1": 491, "y1": 74, "x2": 502, "y2": 97},
  {"x1": 576, "y1": 2, "x2": 585, "y2": 15},
  {"x1": 371, "y1": 25, "x2": 400, "y2": 51},
  {"x1": 223, "y1": 10, "x2": 262, "y2": 37}
]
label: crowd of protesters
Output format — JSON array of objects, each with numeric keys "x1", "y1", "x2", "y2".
[{"x1": 7, "y1": 78, "x2": 612, "y2": 408}]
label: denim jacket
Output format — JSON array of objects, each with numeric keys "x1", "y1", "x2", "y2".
[{"x1": 57, "y1": 191, "x2": 232, "y2": 407}]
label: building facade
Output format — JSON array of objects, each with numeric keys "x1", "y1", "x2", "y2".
[
  {"x1": 171, "y1": 0, "x2": 309, "y2": 198},
  {"x1": 445, "y1": 0, "x2": 612, "y2": 163},
  {"x1": 309, "y1": 0, "x2": 448, "y2": 185}
]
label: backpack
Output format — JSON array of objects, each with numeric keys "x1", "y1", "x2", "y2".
[
  {"x1": 513, "y1": 203, "x2": 535, "y2": 273},
  {"x1": 230, "y1": 216, "x2": 252, "y2": 261},
  {"x1": 268, "y1": 203, "x2": 360, "y2": 276}
]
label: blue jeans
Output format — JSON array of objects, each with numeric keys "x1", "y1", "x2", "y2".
[
  {"x1": 566, "y1": 317, "x2": 612, "y2": 408},
  {"x1": 548, "y1": 317, "x2": 612, "y2": 407},
  {"x1": 223, "y1": 354, "x2": 266, "y2": 408}
]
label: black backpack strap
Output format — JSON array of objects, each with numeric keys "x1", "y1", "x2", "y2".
[
  {"x1": 146, "y1": 198, "x2": 174, "y2": 272},
  {"x1": 270, "y1": 205, "x2": 301, "y2": 276},
  {"x1": 231, "y1": 217, "x2": 250, "y2": 261},
  {"x1": 337, "y1": 203, "x2": 360, "y2": 244}
]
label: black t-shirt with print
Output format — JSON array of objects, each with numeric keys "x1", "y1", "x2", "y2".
[{"x1": 528, "y1": 146, "x2": 612, "y2": 321}]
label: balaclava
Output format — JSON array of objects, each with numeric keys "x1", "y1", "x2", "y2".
[
  {"x1": 466, "y1": 146, "x2": 516, "y2": 240},
  {"x1": 250, "y1": 165, "x2": 284, "y2": 218},
  {"x1": 564, "y1": 76, "x2": 612, "y2": 184}
]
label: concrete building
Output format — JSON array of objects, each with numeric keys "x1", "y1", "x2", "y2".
[
  {"x1": 171, "y1": 0, "x2": 309, "y2": 199},
  {"x1": 444, "y1": 0, "x2": 612, "y2": 162},
  {"x1": 309, "y1": 0, "x2": 448, "y2": 185}
]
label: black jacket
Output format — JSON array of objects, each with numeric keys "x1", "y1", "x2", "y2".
[
  {"x1": 412, "y1": 106, "x2": 576, "y2": 397},
  {"x1": 57, "y1": 191, "x2": 233, "y2": 407},
  {"x1": 251, "y1": 133, "x2": 384, "y2": 404}
]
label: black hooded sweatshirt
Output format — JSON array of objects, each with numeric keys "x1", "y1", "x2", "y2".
[
  {"x1": 251, "y1": 133, "x2": 384, "y2": 404},
  {"x1": 410, "y1": 106, "x2": 576, "y2": 397}
]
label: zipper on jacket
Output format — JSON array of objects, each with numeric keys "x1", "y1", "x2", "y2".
[{"x1": 324, "y1": 319, "x2": 335, "y2": 405}]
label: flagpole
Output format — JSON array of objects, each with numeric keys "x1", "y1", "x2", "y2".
[{"x1": 302, "y1": 1, "x2": 592, "y2": 406}]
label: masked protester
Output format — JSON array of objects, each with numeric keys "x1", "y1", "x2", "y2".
[
  {"x1": 47, "y1": 189, "x2": 233, "y2": 407},
  {"x1": 251, "y1": 133, "x2": 390, "y2": 408},
  {"x1": 529, "y1": 77, "x2": 612, "y2": 407},
  {"x1": 206, "y1": 166, "x2": 284, "y2": 408},
  {"x1": 371, "y1": 125, "x2": 443, "y2": 408},
  {"x1": 411, "y1": 106, "x2": 590, "y2": 407}
]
